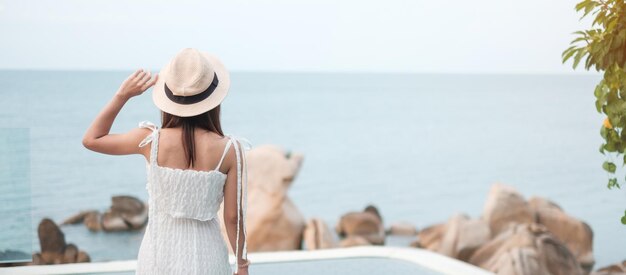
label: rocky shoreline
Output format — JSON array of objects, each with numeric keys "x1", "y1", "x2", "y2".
[{"x1": 4, "y1": 145, "x2": 624, "y2": 274}]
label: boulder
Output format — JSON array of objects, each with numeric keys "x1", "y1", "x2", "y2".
[
  {"x1": 84, "y1": 211, "x2": 102, "y2": 231},
  {"x1": 482, "y1": 184, "x2": 533, "y2": 236},
  {"x1": 111, "y1": 196, "x2": 148, "y2": 229},
  {"x1": 219, "y1": 145, "x2": 306, "y2": 252},
  {"x1": 339, "y1": 235, "x2": 371, "y2": 247},
  {"x1": 102, "y1": 210, "x2": 130, "y2": 231},
  {"x1": 111, "y1": 195, "x2": 144, "y2": 215},
  {"x1": 38, "y1": 218, "x2": 66, "y2": 264},
  {"x1": 36, "y1": 219, "x2": 90, "y2": 265},
  {"x1": 529, "y1": 196, "x2": 595, "y2": 273},
  {"x1": 437, "y1": 213, "x2": 491, "y2": 261},
  {"x1": 591, "y1": 260, "x2": 626, "y2": 275},
  {"x1": 63, "y1": 196, "x2": 148, "y2": 232},
  {"x1": 76, "y1": 251, "x2": 90, "y2": 263},
  {"x1": 62, "y1": 244, "x2": 78, "y2": 264},
  {"x1": 387, "y1": 221, "x2": 417, "y2": 236},
  {"x1": 469, "y1": 223, "x2": 583, "y2": 275},
  {"x1": 61, "y1": 210, "x2": 97, "y2": 225},
  {"x1": 31, "y1": 253, "x2": 43, "y2": 265},
  {"x1": 412, "y1": 222, "x2": 446, "y2": 251},
  {"x1": 364, "y1": 205, "x2": 383, "y2": 224},
  {"x1": 303, "y1": 218, "x2": 337, "y2": 250},
  {"x1": 336, "y1": 205, "x2": 385, "y2": 245}
]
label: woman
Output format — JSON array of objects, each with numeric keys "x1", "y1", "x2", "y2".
[{"x1": 82, "y1": 48, "x2": 250, "y2": 275}]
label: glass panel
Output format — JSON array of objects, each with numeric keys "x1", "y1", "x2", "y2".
[{"x1": 0, "y1": 128, "x2": 33, "y2": 263}]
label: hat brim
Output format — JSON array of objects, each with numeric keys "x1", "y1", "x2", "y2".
[{"x1": 152, "y1": 52, "x2": 230, "y2": 117}]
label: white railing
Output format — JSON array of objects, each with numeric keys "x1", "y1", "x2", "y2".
[{"x1": 0, "y1": 246, "x2": 493, "y2": 275}]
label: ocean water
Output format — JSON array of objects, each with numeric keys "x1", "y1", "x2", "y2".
[{"x1": 0, "y1": 70, "x2": 623, "y2": 267}]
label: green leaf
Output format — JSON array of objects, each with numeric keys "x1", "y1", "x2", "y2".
[
  {"x1": 573, "y1": 49, "x2": 587, "y2": 69},
  {"x1": 621, "y1": 215, "x2": 626, "y2": 225},
  {"x1": 575, "y1": 0, "x2": 589, "y2": 11},
  {"x1": 596, "y1": 99, "x2": 603, "y2": 112},
  {"x1": 584, "y1": 2, "x2": 597, "y2": 16},
  {"x1": 603, "y1": 161, "x2": 616, "y2": 173},
  {"x1": 608, "y1": 178, "x2": 617, "y2": 189},
  {"x1": 563, "y1": 48, "x2": 578, "y2": 63},
  {"x1": 601, "y1": 143, "x2": 606, "y2": 154}
]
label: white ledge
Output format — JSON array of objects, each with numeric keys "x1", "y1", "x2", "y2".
[{"x1": 0, "y1": 246, "x2": 493, "y2": 275}]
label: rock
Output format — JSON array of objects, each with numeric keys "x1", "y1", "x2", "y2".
[
  {"x1": 387, "y1": 221, "x2": 417, "y2": 236},
  {"x1": 61, "y1": 210, "x2": 97, "y2": 225},
  {"x1": 31, "y1": 253, "x2": 43, "y2": 265},
  {"x1": 490, "y1": 247, "x2": 551, "y2": 275},
  {"x1": 62, "y1": 244, "x2": 78, "y2": 263},
  {"x1": 120, "y1": 203, "x2": 148, "y2": 229},
  {"x1": 99, "y1": 196, "x2": 148, "y2": 231},
  {"x1": 412, "y1": 223, "x2": 446, "y2": 251},
  {"x1": 109, "y1": 196, "x2": 148, "y2": 230},
  {"x1": 38, "y1": 218, "x2": 66, "y2": 264},
  {"x1": 219, "y1": 145, "x2": 306, "y2": 252},
  {"x1": 529, "y1": 196, "x2": 595, "y2": 273},
  {"x1": 482, "y1": 184, "x2": 533, "y2": 235},
  {"x1": 63, "y1": 196, "x2": 148, "y2": 232},
  {"x1": 102, "y1": 210, "x2": 130, "y2": 231},
  {"x1": 303, "y1": 218, "x2": 337, "y2": 250},
  {"x1": 336, "y1": 206, "x2": 385, "y2": 245},
  {"x1": 76, "y1": 251, "x2": 90, "y2": 263},
  {"x1": 592, "y1": 260, "x2": 626, "y2": 275},
  {"x1": 469, "y1": 223, "x2": 583, "y2": 275},
  {"x1": 35, "y1": 219, "x2": 90, "y2": 265},
  {"x1": 437, "y1": 213, "x2": 491, "y2": 262},
  {"x1": 364, "y1": 205, "x2": 383, "y2": 224},
  {"x1": 111, "y1": 195, "x2": 144, "y2": 215},
  {"x1": 84, "y1": 211, "x2": 102, "y2": 231},
  {"x1": 339, "y1": 235, "x2": 371, "y2": 247}
]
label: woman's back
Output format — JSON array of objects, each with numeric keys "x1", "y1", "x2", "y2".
[{"x1": 155, "y1": 127, "x2": 231, "y2": 174}]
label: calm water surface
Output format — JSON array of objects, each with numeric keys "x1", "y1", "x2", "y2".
[{"x1": 0, "y1": 71, "x2": 623, "y2": 267}]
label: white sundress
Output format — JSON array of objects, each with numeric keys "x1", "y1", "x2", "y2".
[{"x1": 135, "y1": 121, "x2": 250, "y2": 275}]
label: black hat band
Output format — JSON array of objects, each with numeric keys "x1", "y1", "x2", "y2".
[{"x1": 164, "y1": 72, "x2": 218, "y2": 105}]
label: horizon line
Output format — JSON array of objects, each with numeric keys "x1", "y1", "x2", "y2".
[{"x1": 0, "y1": 67, "x2": 601, "y2": 76}]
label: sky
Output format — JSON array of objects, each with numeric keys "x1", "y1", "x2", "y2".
[{"x1": 0, "y1": 0, "x2": 597, "y2": 74}]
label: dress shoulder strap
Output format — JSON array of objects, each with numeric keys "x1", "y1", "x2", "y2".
[
  {"x1": 215, "y1": 138, "x2": 233, "y2": 171},
  {"x1": 225, "y1": 134, "x2": 252, "y2": 275},
  {"x1": 138, "y1": 121, "x2": 160, "y2": 165}
]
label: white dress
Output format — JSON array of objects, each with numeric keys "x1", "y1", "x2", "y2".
[{"x1": 135, "y1": 121, "x2": 250, "y2": 275}]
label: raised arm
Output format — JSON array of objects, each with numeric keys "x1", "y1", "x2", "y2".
[
  {"x1": 223, "y1": 138, "x2": 250, "y2": 275},
  {"x1": 82, "y1": 69, "x2": 158, "y2": 157}
]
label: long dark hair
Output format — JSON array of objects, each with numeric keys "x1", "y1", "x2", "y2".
[{"x1": 161, "y1": 105, "x2": 224, "y2": 168}]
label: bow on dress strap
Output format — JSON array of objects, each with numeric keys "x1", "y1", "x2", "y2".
[
  {"x1": 226, "y1": 134, "x2": 252, "y2": 275},
  {"x1": 138, "y1": 121, "x2": 159, "y2": 148}
]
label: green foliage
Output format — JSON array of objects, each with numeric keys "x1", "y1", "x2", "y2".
[{"x1": 564, "y1": 0, "x2": 626, "y2": 223}]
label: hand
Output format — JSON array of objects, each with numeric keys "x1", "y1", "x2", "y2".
[
  {"x1": 116, "y1": 69, "x2": 158, "y2": 100},
  {"x1": 234, "y1": 260, "x2": 249, "y2": 275}
]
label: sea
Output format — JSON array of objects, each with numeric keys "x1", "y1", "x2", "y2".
[{"x1": 0, "y1": 70, "x2": 624, "y2": 267}]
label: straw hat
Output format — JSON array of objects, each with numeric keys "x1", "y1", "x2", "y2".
[{"x1": 152, "y1": 48, "x2": 230, "y2": 117}]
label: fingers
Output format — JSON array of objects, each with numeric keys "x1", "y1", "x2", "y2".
[
  {"x1": 138, "y1": 71, "x2": 151, "y2": 86},
  {"x1": 140, "y1": 73, "x2": 159, "y2": 91},
  {"x1": 130, "y1": 69, "x2": 142, "y2": 79},
  {"x1": 134, "y1": 69, "x2": 147, "y2": 83}
]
